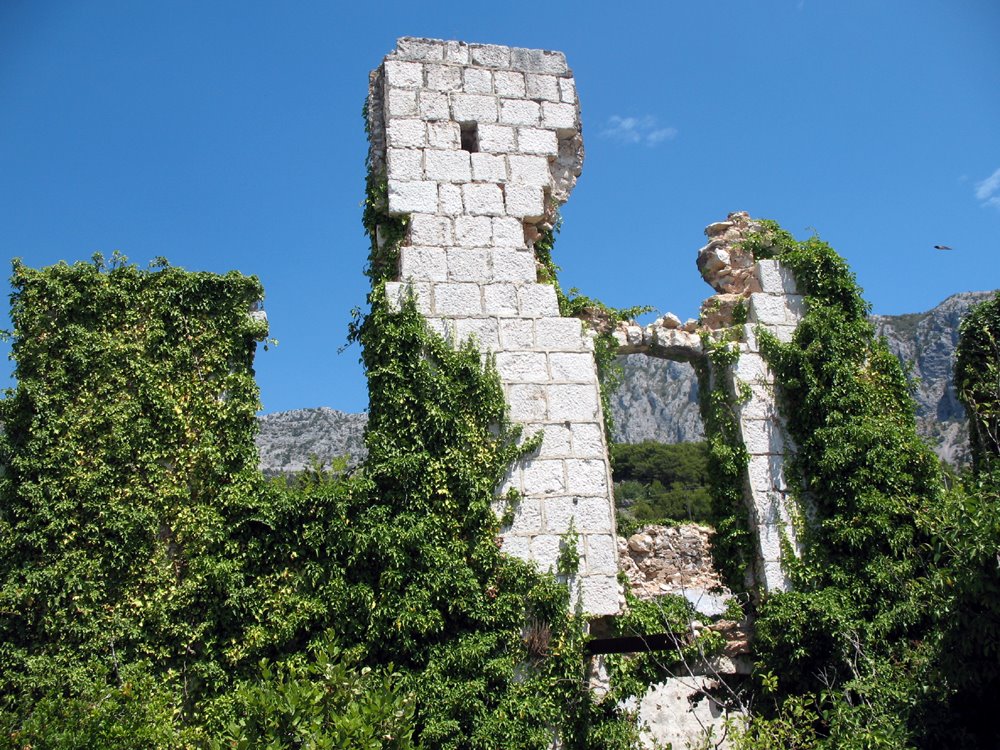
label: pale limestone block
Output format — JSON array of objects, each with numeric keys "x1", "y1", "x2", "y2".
[
  {"x1": 547, "y1": 384, "x2": 599, "y2": 421},
  {"x1": 544, "y1": 496, "x2": 579, "y2": 533},
  {"x1": 755, "y1": 260, "x2": 799, "y2": 295},
  {"x1": 399, "y1": 246, "x2": 447, "y2": 281},
  {"x1": 496, "y1": 351, "x2": 549, "y2": 382},
  {"x1": 559, "y1": 77, "x2": 576, "y2": 104},
  {"x1": 425, "y1": 63, "x2": 462, "y2": 92},
  {"x1": 730, "y1": 352, "x2": 773, "y2": 386},
  {"x1": 734, "y1": 387, "x2": 779, "y2": 422},
  {"x1": 525, "y1": 73, "x2": 560, "y2": 102},
  {"x1": 747, "y1": 454, "x2": 788, "y2": 493},
  {"x1": 492, "y1": 217, "x2": 525, "y2": 247},
  {"x1": 756, "y1": 523, "x2": 785, "y2": 563},
  {"x1": 504, "y1": 497, "x2": 542, "y2": 534},
  {"x1": 409, "y1": 214, "x2": 452, "y2": 246},
  {"x1": 771, "y1": 324, "x2": 798, "y2": 344},
  {"x1": 497, "y1": 464, "x2": 521, "y2": 495},
  {"x1": 741, "y1": 418, "x2": 786, "y2": 456},
  {"x1": 438, "y1": 183, "x2": 463, "y2": 216},
  {"x1": 510, "y1": 47, "x2": 568, "y2": 75},
  {"x1": 626, "y1": 325, "x2": 642, "y2": 346},
  {"x1": 573, "y1": 497, "x2": 613, "y2": 536},
  {"x1": 504, "y1": 184, "x2": 544, "y2": 220},
  {"x1": 748, "y1": 293, "x2": 789, "y2": 326},
  {"x1": 491, "y1": 249, "x2": 536, "y2": 282},
  {"x1": 470, "y1": 43, "x2": 511, "y2": 68},
  {"x1": 427, "y1": 121, "x2": 461, "y2": 149},
  {"x1": 741, "y1": 324, "x2": 760, "y2": 353},
  {"x1": 454, "y1": 216, "x2": 493, "y2": 246},
  {"x1": 454, "y1": 317, "x2": 499, "y2": 350},
  {"x1": 571, "y1": 423, "x2": 606, "y2": 458},
  {"x1": 434, "y1": 282, "x2": 482, "y2": 315},
  {"x1": 418, "y1": 90, "x2": 450, "y2": 121},
  {"x1": 500, "y1": 98, "x2": 541, "y2": 126},
  {"x1": 760, "y1": 560, "x2": 791, "y2": 593},
  {"x1": 518, "y1": 285, "x2": 559, "y2": 317},
  {"x1": 425, "y1": 318, "x2": 450, "y2": 339},
  {"x1": 752, "y1": 489, "x2": 796, "y2": 529},
  {"x1": 508, "y1": 383, "x2": 547, "y2": 421},
  {"x1": 586, "y1": 534, "x2": 618, "y2": 575},
  {"x1": 451, "y1": 93, "x2": 498, "y2": 123},
  {"x1": 566, "y1": 459, "x2": 608, "y2": 496},
  {"x1": 522, "y1": 458, "x2": 565, "y2": 495},
  {"x1": 462, "y1": 183, "x2": 505, "y2": 216},
  {"x1": 386, "y1": 87, "x2": 418, "y2": 117},
  {"x1": 477, "y1": 124, "x2": 516, "y2": 153},
  {"x1": 387, "y1": 148, "x2": 422, "y2": 181},
  {"x1": 384, "y1": 280, "x2": 432, "y2": 314},
  {"x1": 508, "y1": 155, "x2": 551, "y2": 186},
  {"x1": 443, "y1": 40, "x2": 469, "y2": 65},
  {"x1": 535, "y1": 317, "x2": 584, "y2": 350},
  {"x1": 516, "y1": 127, "x2": 558, "y2": 155},
  {"x1": 494, "y1": 70, "x2": 526, "y2": 97},
  {"x1": 395, "y1": 38, "x2": 444, "y2": 62},
  {"x1": 470, "y1": 152, "x2": 508, "y2": 183},
  {"x1": 549, "y1": 352, "x2": 594, "y2": 382},
  {"x1": 387, "y1": 181, "x2": 438, "y2": 214},
  {"x1": 580, "y1": 575, "x2": 619, "y2": 617},
  {"x1": 447, "y1": 248, "x2": 489, "y2": 282},
  {"x1": 386, "y1": 119, "x2": 426, "y2": 149},
  {"x1": 541, "y1": 101, "x2": 576, "y2": 132},
  {"x1": 384, "y1": 60, "x2": 423, "y2": 88},
  {"x1": 530, "y1": 534, "x2": 562, "y2": 573},
  {"x1": 463, "y1": 67, "x2": 492, "y2": 94},
  {"x1": 499, "y1": 318, "x2": 534, "y2": 349},
  {"x1": 424, "y1": 149, "x2": 472, "y2": 182},
  {"x1": 500, "y1": 534, "x2": 530, "y2": 560},
  {"x1": 483, "y1": 284, "x2": 519, "y2": 316},
  {"x1": 537, "y1": 423, "x2": 573, "y2": 456}
]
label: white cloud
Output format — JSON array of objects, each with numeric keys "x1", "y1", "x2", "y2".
[
  {"x1": 601, "y1": 115, "x2": 677, "y2": 147},
  {"x1": 975, "y1": 167, "x2": 1000, "y2": 209}
]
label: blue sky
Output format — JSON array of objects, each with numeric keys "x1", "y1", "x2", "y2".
[{"x1": 2, "y1": 1, "x2": 998, "y2": 414}]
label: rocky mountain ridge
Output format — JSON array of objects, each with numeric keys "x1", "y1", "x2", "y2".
[{"x1": 256, "y1": 291, "x2": 995, "y2": 474}]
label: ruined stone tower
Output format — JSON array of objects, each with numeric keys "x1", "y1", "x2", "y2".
[{"x1": 366, "y1": 38, "x2": 620, "y2": 616}]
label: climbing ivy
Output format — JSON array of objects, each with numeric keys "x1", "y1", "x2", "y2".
[{"x1": 955, "y1": 291, "x2": 1000, "y2": 471}]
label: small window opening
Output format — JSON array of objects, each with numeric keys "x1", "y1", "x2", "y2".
[{"x1": 460, "y1": 122, "x2": 479, "y2": 153}]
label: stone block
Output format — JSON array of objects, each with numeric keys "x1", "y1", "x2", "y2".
[
  {"x1": 447, "y1": 248, "x2": 489, "y2": 282},
  {"x1": 504, "y1": 184, "x2": 544, "y2": 220},
  {"x1": 755, "y1": 260, "x2": 799, "y2": 295},
  {"x1": 443, "y1": 40, "x2": 469, "y2": 65},
  {"x1": 483, "y1": 284, "x2": 519, "y2": 316},
  {"x1": 571, "y1": 422, "x2": 606, "y2": 458},
  {"x1": 741, "y1": 418, "x2": 786, "y2": 456},
  {"x1": 580, "y1": 575, "x2": 620, "y2": 616},
  {"x1": 756, "y1": 522, "x2": 785, "y2": 563},
  {"x1": 503, "y1": 497, "x2": 542, "y2": 535},
  {"x1": 454, "y1": 215, "x2": 493, "y2": 246},
  {"x1": 470, "y1": 43, "x2": 511, "y2": 68},
  {"x1": 748, "y1": 293, "x2": 802, "y2": 326},
  {"x1": 508, "y1": 383, "x2": 547, "y2": 421},
  {"x1": 492, "y1": 217, "x2": 525, "y2": 247},
  {"x1": 510, "y1": 47, "x2": 568, "y2": 75},
  {"x1": 433, "y1": 282, "x2": 482, "y2": 315},
  {"x1": 500, "y1": 534, "x2": 531, "y2": 560},
  {"x1": 477, "y1": 123, "x2": 516, "y2": 153},
  {"x1": 425, "y1": 63, "x2": 462, "y2": 92},
  {"x1": 387, "y1": 148, "x2": 422, "y2": 181},
  {"x1": 387, "y1": 180, "x2": 438, "y2": 214},
  {"x1": 730, "y1": 352, "x2": 773, "y2": 386},
  {"x1": 438, "y1": 183, "x2": 463, "y2": 216},
  {"x1": 517, "y1": 127, "x2": 558, "y2": 155},
  {"x1": 386, "y1": 119, "x2": 426, "y2": 149},
  {"x1": 518, "y1": 285, "x2": 559, "y2": 317},
  {"x1": 760, "y1": 560, "x2": 791, "y2": 593},
  {"x1": 529, "y1": 534, "x2": 562, "y2": 573},
  {"x1": 454, "y1": 317, "x2": 499, "y2": 350},
  {"x1": 496, "y1": 351, "x2": 549, "y2": 382},
  {"x1": 384, "y1": 60, "x2": 423, "y2": 88},
  {"x1": 386, "y1": 87, "x2": 418, "y2": 117},
  {"x1": 463, "y1": 67, "x2": 492, "y2": 94},
  {"x1": 746, "y1": 454, "x2": 788, "y2": 494},
  {"x1": 395, "y1": 37, "x2": 444, "y2": 62},
  {"x1": 525, "y1": 74, "x2": 560, "y2": 102},
  {"x1": 548, "y1": 352, "x2": 594, "y2": 382},
  {"x1": 586, "y1": 534, "x2": 618, "y2": 575},
  {"x1": 733, "y1": 382, "x2": 779, "y2": 422},
  {"x1": 399, "y1": 246, "x2": 447, "y2": 281},
  {"x1": 424, "y1": 149, "x2": 472, "y2": 182},
  {"x1": 500, "y1": 98, "x2": 540, "y2": 126},
  {"x1": 522, "y1": 458, "x2": 565, "y2": 495},
  {"x1": 566, "y1": 459, "x2": 608, "y2": 496},
  {"x1": 559, "y1": 77, "x2": 576, "y2": 104},
  {"x1": 536, "y1": 423, "x2": 572, "y2": 456},
  {"x1": 451, "y1": 93, "x2": 498, "y2": 123},
  {"x1": 541, "y1": 101, "x2": 576, "y2": 132},
  {"x1": 409, "y1": 214, "x2": 452, "y2": 246},
  {"x1": 427, "y1": 121, "x2": 460, "y2": 149},
  {"x1": 499, "y1": 318, "x2": 534, "y2": 349},
  {"x1": 491, "y1": 249, "x2": 536, "y2": 282},
  {"x1": 470, "y1": 152, "x2": 507, "y2": 183},
  {"x1": 462, "y1": 183, "x2": 504, "y2": 216},
  {"x1": 384, "y1": 280, "x2": 432, "y2": 314},
  {"x1": 418, "y1": 90, "x2": 450, "y2": 120},
  {"x1": 535, "y1": 317, "x2": 584, "y2": 350},
  {"x1": 547, "y1": 383, "x2": 599, "y2": 421},
  {"x1": 494, "y1": 70, "x2": 526, "y2": 97},
  {"x1": 544, "y1": 496, "x2": 579, "y2": 533},
  {"x1": 508, "y1": 155, "x2": 551, "y2": 186}
]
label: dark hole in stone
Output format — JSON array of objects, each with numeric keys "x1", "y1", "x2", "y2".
[{"x1": 460, "y1": 122, "x2": 479, "y2": 153}]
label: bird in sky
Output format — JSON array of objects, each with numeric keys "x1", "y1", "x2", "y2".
[{"x1": 933, "y1": 245, "x2": 954, "y2": 250}]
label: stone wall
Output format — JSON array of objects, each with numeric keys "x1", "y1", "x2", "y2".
[{"x1": 367, "y1": 38, "x2": 619, "y2": 616}]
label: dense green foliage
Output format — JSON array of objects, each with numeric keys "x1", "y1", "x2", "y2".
[
  {"x1": 955, "y1": 291, "x2": 1000, "y2": 470},
  {"x1": 611, "y1": 441, "x2": 712, "y2": 525}
]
